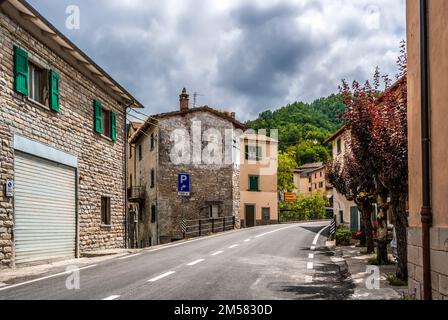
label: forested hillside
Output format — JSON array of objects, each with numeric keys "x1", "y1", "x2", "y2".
[{"x1": 247, "y1": 94, "x2": 345, "y2": 167}]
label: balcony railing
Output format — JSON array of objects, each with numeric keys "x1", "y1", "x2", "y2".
[{"x1": 127, "y1": 186, "x2": 145, "y2": 201}]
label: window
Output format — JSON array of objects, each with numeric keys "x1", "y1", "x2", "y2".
[
  {"x1": 209, "y1": 205, "x2": 219, "y2": 219},
  {"x1": 129, "y1": 144, "x2": 132, "y2": 159},
  {"x1": 337, "y1": 138, "x2": 342, "y2": 154},
  {"x1": 319, "y1": 182, "x2": 324, "y2": 188},
  {"x1": 150, "y1": 133, "x2": 155, "y2": 151},
  {"x1": 249, "y1": 175, "x2": 259, "y2": 191},
  {"x1": 101, "y1": 197, "x2": 111, "y2": 225},
  {"x1": 309, "y1": 187, "x2": 312, "y2": 192},
  {"x1": 150, "y1": 169, "x2": 155, "y2": 188},
  {"x1": 320, "y1": 171, "x2": 323, "y2": 177},
  {"x1": 102, "y1": 108, "x2": 111, "y2": 138},
  {"x1": 28, "y1": 62, "x2": 47, "y2": 105},
  {"x1": 339, "y1": 210, "x2": 344, "y2": 223},
  {"x1": 138, "y1": 144, "x2": 142, "y2": 161},
  {"x1": 315, "y1": 173, "x2": 317, "y2": 179},
  {"x1": 151, "y1": 205, "x2": 156, "y2": 223},
  {"x1": 129, "y1": 174, "x2": 132, "y2": 188},
  {"x1": 245, "y1": 145, "x2": 262, "y2": 161}
]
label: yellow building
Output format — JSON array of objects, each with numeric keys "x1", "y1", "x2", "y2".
[
  {"x1": 293, "y1": 162, "x2": 329, "y2": 196},
  {"x1": 240, "y1": 134, "x2": 278, "y2": 227},
  {"x1": 406, "y1": 0, "x2": 448, "y2": 300}
]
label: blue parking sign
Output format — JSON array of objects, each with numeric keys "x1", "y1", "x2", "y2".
[{"x1": 178, "y1": 173, "x2": 190, "y2": 196}]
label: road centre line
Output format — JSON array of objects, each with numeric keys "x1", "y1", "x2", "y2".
[
  {"x1": 103, "y1": 295, "x2": 120, "y2": 300},
  {"x1": 310, "y1": 246, "x2": 316, "y2": 251},
  {"x1": 187, "y1": 259, "x2": 205, "y2": 266},
  {"x1": 307, "y1": 262, "x2": 314, "y2": 270},
  {"x1": 254, "y1": 225, "x2": 298, "y2": 238},
  {"x1": 148, "y1": 271, "x2": 176, "y2": 282},
  {"x1": 229, "y1": 244, "x2": 239, "y2": 248},
  {"x1": 0, "y1": 264, "x2": 98, "y2": 292},
  {"x1": 312, "y1": 224, "x2": 331, "y2": 245},
  {"x1": 244, "y1": 239, "x2": 251, "y2": 242},
  {"x1": 211, "y1": 251, "x2": 223, "y2": 256},
  {"x1": 308, "y1": 253, "x2": 314, "y2": 259}
]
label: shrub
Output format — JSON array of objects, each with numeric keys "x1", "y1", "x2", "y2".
[
  {"x1": 352, "y1": 230, "x2": 362, "y2": 240},
  {"x1": 336, "y1": 228, "x2": 352, "y2": 245},
  {"x1": 386, "y1": 274, "x2": 408, "y2": 287}
]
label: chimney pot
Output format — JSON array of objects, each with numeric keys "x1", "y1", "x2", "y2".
[{"x1": 179, "y1": 88, "x2": 189, "y2": 111}]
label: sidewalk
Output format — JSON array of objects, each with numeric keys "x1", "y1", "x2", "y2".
[{"x1": 327, "y1": 242, "x2": 409, "y2": 300}]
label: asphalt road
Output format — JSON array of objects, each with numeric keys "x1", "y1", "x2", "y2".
[{"x1": 0, "y1": 221, "x2": 354, "y2": 300}]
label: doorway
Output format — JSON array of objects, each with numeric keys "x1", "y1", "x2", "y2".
[{"x1": 245, "y1": 204, "x2": 255, "y2": 228}]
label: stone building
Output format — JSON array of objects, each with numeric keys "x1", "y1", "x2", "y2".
[
  {"x1": 406, "y1": 0, "x2": 448, "y2": 300},
  {"x1": 0, "y1": 0, "x2": 142, "y2": 267},
  {"x1": 239, "y1": 133, "x2": 278, "y2": 227},
  {"x1": 293, "y1": 162, "x2": 330, "y2": 196},
  {"x1": 128, "y1": 89, "x2": 246, "y2": 245}
]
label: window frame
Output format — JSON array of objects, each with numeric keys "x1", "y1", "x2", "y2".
[
  {"x1": 151, "y1": 205, "x2": 156, "y2": 223},
  {"x1": 101, "y1": 196, "x2": 111, "y2": 226},
  {"x1": 102, "y1": 108, "x2": 112, "y2": 139},
  {"x1": 150, "y1": 133, "x2": 155, "y2": 151},
  {"x1": 27, "y1": 61, "x2": 48, "y2": 106},
  {"x1": 336, "y1": 138, "x2": 342, "y2": 154},
  {"x1": 248, "y1": 175, "x2": 260, "y2": 192},
  {"x1": 138, "y1": 144, "x2": 142, "y2": 161},
  {"x1": 150, "y1": 169, "x2": 155, "y2": 188}
]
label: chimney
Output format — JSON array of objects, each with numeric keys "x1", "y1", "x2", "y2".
[{"x1": 179, "y1": 88, "x2": 189, "y2": 111}]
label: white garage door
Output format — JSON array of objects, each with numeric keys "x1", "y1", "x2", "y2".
[{"x1": 14, "y1": 152, "x2": 76, "y2": 264}]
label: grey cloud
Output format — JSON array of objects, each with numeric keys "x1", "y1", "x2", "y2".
[{"x1": 27, "y1": 0, "x2": 405, "y2": 121}]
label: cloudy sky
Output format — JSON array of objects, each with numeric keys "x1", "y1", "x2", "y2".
[{"x1": 28, "y1": 0, "x2": 406, "y2": 121}]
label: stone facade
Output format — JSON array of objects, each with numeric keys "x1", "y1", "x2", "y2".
[
  {"x1": 0, "y1": 6, "x2": 136, "y2": 267},
  {"x1": 129, "y1": 98, "x2": 244, "y2": 245}
]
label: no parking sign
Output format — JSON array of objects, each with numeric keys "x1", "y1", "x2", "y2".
[{"x1": 178, "y1": 173, "x2": 190, "y2": 196}]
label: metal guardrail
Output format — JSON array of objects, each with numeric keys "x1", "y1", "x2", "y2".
[{"x1": 181, "y1": 216, "x2": 236, "y2": 239}]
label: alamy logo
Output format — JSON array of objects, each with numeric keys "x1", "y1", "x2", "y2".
[
  {"x1": 65, "y1": 5, "x2": 80, "y2": 30},
  {"x1": 65, "y1": 265, "x2": 80, "y2": 290}
]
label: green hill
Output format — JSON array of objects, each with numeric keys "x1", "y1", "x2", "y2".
[{"x1": 247, "y1": 94, "x2": 345, "y2": 165}]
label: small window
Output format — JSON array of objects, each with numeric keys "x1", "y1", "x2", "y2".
[
  {"x1": 245, "y1": 145, "x2": 262, "y2": 161},
  {"x1": 151, "y1": 205, "x2": 156, "y2": 223},
  {"x1": 28, "y1": 62, "x2": 48, "y2": 105},
  {"x1": 337, "y1": 139, "x2": 342, "y2": 154},
  {"x1": 309, "y1": 187, "x2": 312, "y2": 192},
  {"x1": 150, "y1": 169, "x2": 155, "y2": 188},
  {"x1": 209, "y1": 205, "x2": 219, "y2": 218},
  {"x1": 249, "y1": 175, "x2": 259, "y2": 191},
  {"x1": 320, "y1": 171, "x2": 323, "y2": 177},
  {"x1": 150, "y1": 133, "x2": 155, "y2": 151},
  {"x1": 102, "y1": 109, "x2": 111, "y2": 138},
  {"x1": 101, "y1": 197, "x2": 111, "y2": 225},
  {"x1": 319, "y1": 182, "x2": 324, "y2": 188},
  {"x1": 129, "y1": 144, "x2": 132, "y2": 159},
  {"x1": 129, "y1": 174, "x2": 132, "y2": 188},
  {"x1": 315, "y1": 173, "x2": 317, "y2": 179},
  {"x1": 339, "y1": 210, "x2": 344, "y2": 223},
  {"x1": 138, "y1": 144, "x2": 142, "y2": 161}
]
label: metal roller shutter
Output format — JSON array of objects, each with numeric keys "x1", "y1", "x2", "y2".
[{"x1": 14, "y1": 152, "x2": 76, "y2": 264}]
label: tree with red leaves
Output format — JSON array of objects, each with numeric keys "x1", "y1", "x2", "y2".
[{"x1": 329, "y1": 42, "x2": 408, "y2": 279}]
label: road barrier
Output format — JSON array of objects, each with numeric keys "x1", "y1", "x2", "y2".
[{"x1": 181, "y1": 216, "x2": 236, "y2": 239}]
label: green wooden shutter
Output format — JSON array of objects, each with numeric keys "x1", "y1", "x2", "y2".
[
  {"x1": 14, "y1": 46, "x2": 29, "y2": 95},
  {"x1": 245, "y1": 145, "x2": 249, "y2": 160},
  {"x1": 111, "y1": 111, "x2": 117, "y2": 141},
  {"x1": 249, "y1": 176, "x2": 259, "y2": 191},
  {"x1": 257, "y1": 146, "x2": 262, "y2": 160},
  {"x1": 49, "y1": 70, "x2": 60, "y2": 112},
  {"x1": 94, "y1": 100, "x2": 103, "y2": 133}
]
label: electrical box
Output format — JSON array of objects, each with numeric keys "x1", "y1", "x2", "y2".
[{"x1": 5, "y1": 180, "x2": 13, "y2": 198}]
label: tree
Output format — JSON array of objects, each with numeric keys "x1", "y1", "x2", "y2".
[{"x1": 277, "y1": 151, "x2": 297, "y2": 192}]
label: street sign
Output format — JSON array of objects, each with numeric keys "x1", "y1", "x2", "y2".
[
  {"x1": 178, "y1": 173, "x2": 190, "y2": 196},
  {"x1": 284, "y1": 192, "x2": 297, "y2": 202},
  {"x1": 5, "y1": 180, "x2": 13, "y2": 198}
]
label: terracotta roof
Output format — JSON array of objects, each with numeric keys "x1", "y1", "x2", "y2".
[
  {"x1": 150, "y1": 106, "x2": 247, "y2": 130},
  {"x1": 298, "y1": 162, "x2": 324, "y2": 170},
  {"x1": 129, "y1": 106, "x2": 247, "y2": 144},
  {"x1": 324, "y1": 126, "x2": 346, "y2": 144}
]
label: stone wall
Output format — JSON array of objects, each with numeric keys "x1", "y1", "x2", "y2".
[
  {"x1": 408, "y1": 227, "x2": 448, "y2": 299},
  {"x1": 0, "y1": 12, "x2": 127, "y2": 267},
  {"x1": 156, "y1": 112, "x2": 240, "y2": 241}
]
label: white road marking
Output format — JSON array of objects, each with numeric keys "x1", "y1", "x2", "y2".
[
  {"x1": 310, "y1": 246, "x2": 316, "y2": 251},
  {"x1": 148, "y1": 271, "x2": 176, "y2": 282},
  {"x1": 308, "y1": 253, "x2": 314, "y2": 259},
  {"x1": 312, "y1": 224, "x2": 331, "y2": 245},
  {"x1": 103, "y1": 295, "x2": 120, "y2": 300},
  {"x1": 254, "y1": 225, "x2": 298, "y2": 238},
  {"x1": 0, "y1": 264, "x2": 98, "y2": 292},
  {"x1": 244, "y1": 239, "x2": 251, "y2": 242},
  {"x1": 229, "y1": 244, "x2": 239, "y2": 249},
  {"x1": 211, "y1": 251, "x2": 223, "y2": 256},
  {"x1": 307, "y1": 262, "x2": 314, "y2": 270},
  {"x1": 187, "y1": 259, "x2": 205, "y2": 266},
  {"x1": 305, "y1": 276, "x2": 313, "y2": 283},
  {"x1": 118, "y1": 253, "x2": 141, "y2": 260}
]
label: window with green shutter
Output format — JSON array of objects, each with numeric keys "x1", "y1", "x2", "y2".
[
  {"x1": 94, "y1": 99, "x2": 103, "y2": 133},
  {"x1": 245, "y1": 145, "x2": 249, "y2": 160},
  {"x1": 49, "y1": 70, "x2": 60, "y2": 112},
  {"x1": 111, "y1": 111, "x2": 117, "y2": 141},
  {"x1": 14, "y1": 46, "x2": 29, "y2": 95},
  {"x1": 249, "y1": 175, "x2": 259, "y2": 191}
]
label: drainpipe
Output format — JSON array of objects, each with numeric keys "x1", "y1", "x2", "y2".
[
  {"x1": 124, "y1": 100, "x2": 135, "y2": 249},
  {"x1": 419, "y1": 0, "x2": 432, "y2": 301}
]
